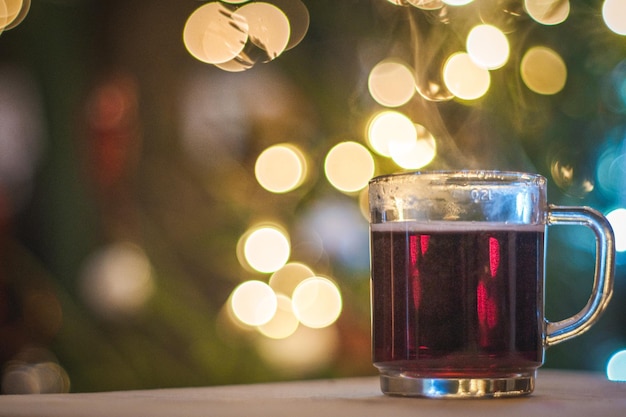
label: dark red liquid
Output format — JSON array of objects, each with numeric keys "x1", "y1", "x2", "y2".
[{"x1": 371, "y1": 222, "x2": 545, "y2": 378}]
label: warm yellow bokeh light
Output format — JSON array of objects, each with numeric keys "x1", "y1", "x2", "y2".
[
  {"x1": 243, "y1": 225, "x2": 291, "y2": 273},
  {"x1": 255, "y1": 144, "x2": 307, "y2": 193},
  {"x1": 257, "y1": 294, "x2": 299, "y2": 339},
  {"x1": 255, "y1": 325, "x2": 339, "y2": 374},
  {"x1": 367, "y1": 110, "x2": 417, "y2": 157},
  {"x1": 0, "y1": 0, "x2": 30, "y2": 31},
  {"x1": 603, "y1": 0, "x2": 626, "y2": 35},
  {"x1": 237, "y1": 2, "x2": 290, "y2": 61},
  {"x1": 466, "y1": 24, "x2": 510, "y2": 70},
  {"x1": 443, "y1": 0, "x2": 474, "y2": 5},
  {"x1": 521, "y1": 46, "x2": 567, "y2": 95},
  {"x1": 79, "y1": 242, "x2": 155, "y2": 320},
  {"x1": 368, "y1": 59, "x2": 416, "y2": 107},
  {"x1": 390, "y1": 124, "x2": 437, "y2": 169},
  {"x1": 443, "y1": 52, "x2": 491, "y2": 100},
  {"x1": 231, "y1": 280, "x2": 278, "y2": 326},
  {"x1": 324, "y1": 141, "x2": 375, "y2": 193},
  {"x1": 183, "y1": 2, "x2": 248, "y2": 64},
  {"x1": 525, "y1": 0, "x2": 570, "y2": 26},
  {"x1": 385, "y1": 0, "x2": 443, "y2": 8},
  {"x1": 268, "y1": 262, "x2": 315, "y2": 297},
  {"x1": 292, "y1": 277, "x2": 342, "y2": 329}
]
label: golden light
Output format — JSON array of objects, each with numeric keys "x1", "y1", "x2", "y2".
[
  {"x1": 242, "y1": 225, "x2": 291, "y2": 273},
  {"x1": 255, "y1": 144, "x2": 307, "y2": 193},
  {"x1": 521, "y1": 46, "x2": 567, "y2": 95},
  {"x1": 0, "y1": 0, "x2": 30, "y2": 31},
  {"x1": 324, "y1": 141, "x2": 375, "y2": 193},
  {"x1": 79, "y1": 242, "x2": 155, "y2": 320},
  {"x1": 443, "y1": 0, "x2": 474, "y2": 6},
  {"x1": 267, "y1": 0, "x2": 310, "y2": 51},
  {"x1": 291, "y1": 277, "x2": 342, "y2": 329},
  {"x1": 230, "y1": 280, "x2": 278, "y2": 326},
  {"x1": 367, "y1": 110, "x2": 417, "y2": 157},
  {"x1": 603, "y1": 0, "x2": 626, "y2": 36},
  {"x1": 183, "y1": 2, "x2": 248, "y2": 64},
  {"x1": 525, "y1": 0, "x2": 570, "y2": 26},
  {"x1": 268, "y1": 262, "x2": 315, "y2": 296},
  {"x1": 410, "y1": 0, "x2": 444, "y2": 10},
  {"x1": 390, "y1": 123, "x2": 437, "y2": 169},
  {"x1": 443, "y1": 52, "x2": 491, "y2": 100},
  {"x1": 257, "y1": 294, "x2": 299, "y2": 339},
  {"x1": 466, "y1": 24, "x2": 510, "y2": 70},
  {"x1": 255, "y1": 325, "x2": 339, "y2": 374},
  {"x1": 368, "y1": 59, "x2": 416, "y2": 108},
  {"x1": 237, "y1": 1, "x2": 291, "y2": 62}
]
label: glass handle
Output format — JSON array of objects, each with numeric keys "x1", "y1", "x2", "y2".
[{"x1": 545, "y1": 205, "x2": 616, "y2": 347}]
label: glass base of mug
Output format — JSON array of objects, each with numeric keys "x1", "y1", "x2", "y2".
[{"x1": 379, "y1": 370, "x2": 536, "y2": 398}]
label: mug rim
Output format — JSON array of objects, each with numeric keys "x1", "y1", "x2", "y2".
[{"x1": 369, "y1": 170, "x2": 545, "y2": 185}]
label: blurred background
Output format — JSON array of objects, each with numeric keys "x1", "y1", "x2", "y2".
[{"x1": 0, "y1": 0, "x2": 625, "y2": 393}]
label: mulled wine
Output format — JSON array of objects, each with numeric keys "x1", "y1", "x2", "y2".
[{"x1": 370, "y1": 221, "x2": 545, "y2": 378}]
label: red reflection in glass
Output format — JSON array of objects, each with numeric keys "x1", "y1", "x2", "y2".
[
  {"x1": 420, "y1": 234, "x2": 430, "y2": 255},
  {"x1": 409, "y1": 235, "x2": 421, "y2": 309},
  {"x1": 489, "y1": 236, "x2": 500, "y2": 278}
]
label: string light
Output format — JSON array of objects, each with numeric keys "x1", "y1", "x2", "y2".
[
  {"x1": 324, "y1": 141, "x2": 375, "y2": 193},
  {"x1": 603, "y1": 0, "x2": 626, "y2": 36},
  {"x1": 183, "y1": 1, "x2": 309, "y2": 71}
]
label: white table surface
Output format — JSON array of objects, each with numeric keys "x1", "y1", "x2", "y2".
[{"x1": 0, "y1": 370, "x2": 624, "y2": 417}]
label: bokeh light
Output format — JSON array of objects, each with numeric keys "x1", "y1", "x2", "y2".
[
  {"x1": 389, "y1": 123, "x2": 437, "y2": 169},
  {"x1": 292, "y1": 277, "x2": 342, "y2": 329},
  {"x1": 0, "y1": 0, "x2": 30, "y2": 31},
  {"x1": 255, "y1": 143, "x2": 308, "y2": 193},
  {"x1": 521, "y1": 46, "x2": 567, "y2": 95},
  {"x1": 183, "y1": 1, "x2": 308, "y2": 70},
  {"x1": 268, "y1": 262, "x2": 315, "y2": 297},
  {"x1": 525, "y1": 0, "x2": 570, "y2": 26},
  {"x1": 298, "y1": 197, "x2": 370, "y2": 270},
  {"x1": 324, "y1": 141, "x2": 375, "y2": 193},
  {"x1": 550, "y1": 149, "x2": 595, "y2": 198},
  {"x1": 367, "y1": 110, "x2": 417, "y2": 157},
  {"x1": 368, "y1": 59, "x2": 416, "y2": 107},
  {"x1": 256, "y1": 293, "x2": 299, "y2": 339},
  {"x1": 443, "y1": 0, "x2": 474, "y2": 6},
  {"x1": 0, "y1": 65, "x2": 45, "y2": 217},
  {"x1": 606, "y1": 208, "x2": 626, "y2": 252},
  {"x1": 443, "y1": 52, "x2": 491, "y2": 100},
  {"x1": 236, "y1": 2, "x2": 290, "y2": 62},
  {"x1": 241, "y1": 224, "x2": 291, "y2": 273},
  {"x1": 607, "y1": 349, "x2": 626, "y2": 381},
  {"x1": 602, "y1": 0, "x2": 626, "y2": 35},
  {"x1": 596, "y1": 141, "x2": 626, "y2": 197},
  {"x1": 230, "y1": 280, "x2": 278, "y2": 326},
  {"x1": 1, "y1": 347, "x2": 70, "y2": 395},
  {"x1": 272, "y1": 0, "x2": 310, "y2": 51},
  {"x1": 183, "y1": 2, "x2": 248, "y2": 65},
  {"x1": 255, "y1": 325, "x2": 339, "y2": 375},
  {"x1": 79, "y1": 242, "x2": 155, "y2": 321},
  {"x1": 466, "y1": 24, "x2": 510, "y2": 70},
  {"x1": 410, "y1": 0, "x2": 444, "y2": 10}
]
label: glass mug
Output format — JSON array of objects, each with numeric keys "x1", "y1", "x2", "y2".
[{"x1": 368, "y1": 171, "x2": 615, "y2": 398}]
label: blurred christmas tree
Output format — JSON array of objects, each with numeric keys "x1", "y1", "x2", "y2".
[{"x1": 0, "y1": 0, "x2": 624, "y2": 393}]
